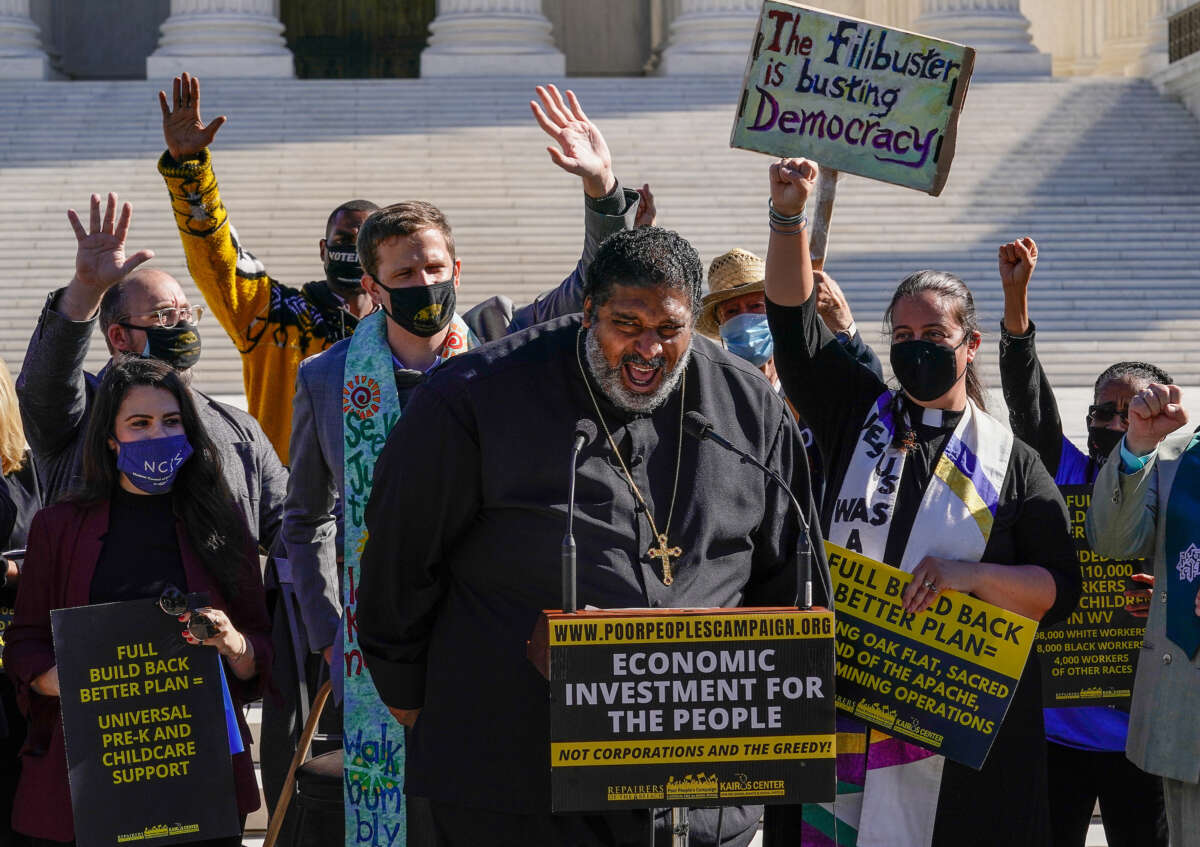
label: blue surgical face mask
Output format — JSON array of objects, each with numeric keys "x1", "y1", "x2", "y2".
[
  {"x1": 719, "y1": 312, "x2": 774, "y2": 367},
  {"x1": 114, "y1": 434, "x2": 194, "y2": 494}
]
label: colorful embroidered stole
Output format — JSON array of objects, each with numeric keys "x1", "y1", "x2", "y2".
[
  {"x1": 806, "y1": 393, "x2": 1012, "y2": 847},
  {"x1": 341, "y1": 309, "x2": 472, "y2": 846}
]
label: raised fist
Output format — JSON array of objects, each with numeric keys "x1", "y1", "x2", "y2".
[
  {"x1": 998, "y1": 237, "x2": 1037, "y2": 292},
  {"x1": 1126, "y1": 383, "x2": 1189, "y2": 456},
  {"x1": 769, "y1": 158, "x2": 817, "y2": 218}
]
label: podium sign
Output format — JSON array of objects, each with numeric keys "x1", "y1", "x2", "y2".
[
  {"x1": 51, "y1": 598, "x2": 239, "y2": 847},
  {"x1": 529, "y1": 607, "x2": 836, "y2": 812}
]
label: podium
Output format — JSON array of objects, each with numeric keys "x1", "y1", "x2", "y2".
[{"x1": 528, "y1": 605, "x2": 836, "y2": 827}]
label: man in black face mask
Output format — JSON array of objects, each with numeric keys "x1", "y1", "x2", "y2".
[
  {"x1": 155, "y1": 72, "x2": 380, "y2": 464},
  {"x1": 16, "y1": 191, "x2": 286, "y2": 546},
  {"x1": 156, "y1": 73, "x2": 638, "y2": 469},
  {"x1": 996, "y1": 235, "x2": 1170, "y2": 847}
]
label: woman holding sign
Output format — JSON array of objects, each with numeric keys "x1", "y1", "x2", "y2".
[
  {"x1": 762, "y1": 158, "x2": 1080, "y2": 847},
  {"x1": 4, "y1": 356, "x2": 270, "y2": 844},
  {"x1": 997, "y1": 236, "x2": 1168, "y2": 847}
]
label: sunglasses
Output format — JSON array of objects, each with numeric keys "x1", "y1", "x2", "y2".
[
  {"x1": 1088, "y1": 403, "x2": 1129, "y2": 425},
  {"x1": 157, "y1": 585, "x2": 217, "y2": 640}
]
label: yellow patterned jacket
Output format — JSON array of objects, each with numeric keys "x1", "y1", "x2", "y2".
[{"x1": 158, "y1": 149, "x2": 359, "y2": 464}]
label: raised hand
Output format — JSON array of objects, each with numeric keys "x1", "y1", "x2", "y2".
[
  {"x1": 1126, "y1": 383, "x2": 1189, "y2": 456},
  {"x1": 159, "y1": 71, "x2": 226, "y2": 162},
  {"x1": 634, "y1": 183, "x2": 657, "y2": 228},
  {"x1": 814, "y1": 269, "x2": 854, "y2": 334},
  {"x1": 531, "y1": 84, "x2": 615, "y2": 198},
  {"x1": 63, "y1": 193, "x2": 155, "y2": 319},
  {"x1": 998, "y1": 237, "x2": 1038, "y2": 292},
  {"x1": 769, "y1": 158, "x2": 818, "y2": 218}
]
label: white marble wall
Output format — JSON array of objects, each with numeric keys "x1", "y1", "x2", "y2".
[
  {"x1": 421, "y1": 0, "x2": 564, "y2": 76},
  {"x1": 0, "y1": 0, "x2": 48, "y2": 78},
  {"x1": 145, "y1": 0, "x2": 294, "y2": 79}
]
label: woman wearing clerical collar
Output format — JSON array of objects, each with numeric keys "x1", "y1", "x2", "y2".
[{"x1": 761, "y1": 158, "x2": 1081, "y2": 847}]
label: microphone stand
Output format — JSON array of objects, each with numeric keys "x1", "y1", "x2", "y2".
[
  {"x1": 562, "y1": 439, "x2": 583, "y2": 614},
  {"x1": 684, "y1": 417, "x2": 828, "y2": 610}
]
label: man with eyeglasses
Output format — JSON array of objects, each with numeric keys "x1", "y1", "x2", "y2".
[
  {"x1": 997, "y1": 236, "x2": 1170, "y2": 847},
  {"x1": 16, "y1": 192, "x2": 286, "y2": 557}
]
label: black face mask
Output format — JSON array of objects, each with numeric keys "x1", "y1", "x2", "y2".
[
  {"x1": 379, "y1": 277, "x2": 457, "y2": 338},
  {"x1": 324, "y1": 243, "x2": 365, "y2": 296},
  {"x1": 120, "y1": 322, "x2": 202, "y2": 371},
  {"x1": 1087, "y1": 426, "x2": 1124, "y2": 462},
  {"x1": 889, "y1": 339, "x2": 965, "y2": 403}
]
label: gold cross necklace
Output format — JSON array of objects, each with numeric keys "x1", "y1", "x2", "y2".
[{"x1": 576, "y1": 327, "x2": 685, "y2": 585}]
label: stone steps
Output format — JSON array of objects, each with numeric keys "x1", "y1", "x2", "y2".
[{"x1": 0, "y1": 75, "x2": 1197, "y2": 395}]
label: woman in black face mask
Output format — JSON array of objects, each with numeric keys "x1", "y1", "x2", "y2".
[
  {"x1": 761, "y1": 158, "x2": 1081, "y2": 847},
  {"x1": 996, "y1": 237, "x2": 1170, "y2": 847}
]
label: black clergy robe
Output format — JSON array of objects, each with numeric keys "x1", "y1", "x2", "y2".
[
  {"x1": 357, "y1": 314, "x2": 823, "y2": 841},
  {"x1": 766, "y1": 290, "x2": 1082, "y2": 847}
]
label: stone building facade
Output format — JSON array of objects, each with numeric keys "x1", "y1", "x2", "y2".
[{"x1": 0, "y1": 0, "x2": 1193, "y2": 81}]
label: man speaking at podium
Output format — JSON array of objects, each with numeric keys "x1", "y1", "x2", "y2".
[{"x1": 357, "y1": 223, "x2": 824, "y2": 846}]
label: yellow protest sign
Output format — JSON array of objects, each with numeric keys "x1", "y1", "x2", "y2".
[{"x1": 828, "y1": 544, "x2": 1038, "y2": 768}]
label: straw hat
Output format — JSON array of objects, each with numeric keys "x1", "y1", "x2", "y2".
[{"x1": 697, "y1": 248, "x2": 766, "y2": 338}]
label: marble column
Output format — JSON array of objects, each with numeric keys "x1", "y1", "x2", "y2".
[
  {"x1": 913, "y1": 0, "x2": 1051, "y2": 76},
  {"x1": 1070, "y1": 0, "x2": 1105, "y2": 76},
  {"x1": 421, "y1": 0, "x2": 564, "y2": 76},
  {"x1": 0, "y1": 0, "x2": 48, "y2": 79},
  {"x1": 146, "y1": 0, "x2": 294, "y2": 79},
  {"x1": 1131, "y1": 0, "x2": 1190, "y2": 76},
  {"x1": 658, "y1": 0, "x2": 760, "y2": 75},
  {"x1": 1094, "y1": 0, "x2": 1150, "y2": 75}
]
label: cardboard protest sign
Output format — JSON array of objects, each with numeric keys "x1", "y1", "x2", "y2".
[
  {"x1": 828, "y1": 544, "x2": 1037, "y2": 769},
  {"x1": 51, "y1": 598, "x2": 239, "y2": 847},
  {"x1": 1035, "y1": 485, "x2": 1146, "y2": 709},
  {"x1": 532, "y1": 608, "x2": 836, "y2": 811},
  {"x1": 731, "y1": 1, "x2": 974, "y2": 195}
]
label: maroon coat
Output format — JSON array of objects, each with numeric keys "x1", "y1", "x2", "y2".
[{"x1": 3, "y1": 499, "x2": 272, "y2": 841}]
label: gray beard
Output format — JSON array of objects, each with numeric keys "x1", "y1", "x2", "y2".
[{"x1": 584, "y1": 329, "x2": 691, "y2": 415}]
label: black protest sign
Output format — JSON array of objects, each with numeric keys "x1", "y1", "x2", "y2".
[
  {"x1": 828, "y1": 544, "x2": 1038, "y2": 769},
  {"x1": 1034, "y1": 485, "x2": 1146, "y2": 709},
  {"x1": 541, "y1": 608, "x2": 836, "y2": 812},
  {"x1": 51, "y1": 598, "x2": 239, "y2": 847}
]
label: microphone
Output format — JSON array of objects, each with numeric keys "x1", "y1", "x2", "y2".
[
  {"x1": 683, "y1": 412, "x2": 828, "y2": 610},
  {"x1": 563, "y1": 419, "x2": 598, "y2": 614}
]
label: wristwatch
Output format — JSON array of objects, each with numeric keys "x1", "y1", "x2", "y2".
[{"x1": 834, "y1": 322, "x2": 857, "y2": 345}]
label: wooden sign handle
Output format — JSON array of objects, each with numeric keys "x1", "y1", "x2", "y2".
[{"x1": 808, "y1": 167, "x2": 839, "y2": 273}]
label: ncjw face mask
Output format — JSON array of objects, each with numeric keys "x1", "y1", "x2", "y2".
[
  {"x1": 719, "y1": 312, "x2": 774, "y2": 367},
  {"x1": 380, "y1": 277, "x2": 457, "y2": 338},
  {"x1": 889, "y1": 338, "x2": 966, "y2": 403},
  {"x1": 324, "y1": 244, "x2": 365, "y2": 295},
  {"x1": 115, "y1": 434, "x2": 194, "y2": 494},
  {"x1": 122, "y1": 322, "x2": 202, "y2": 371}
]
